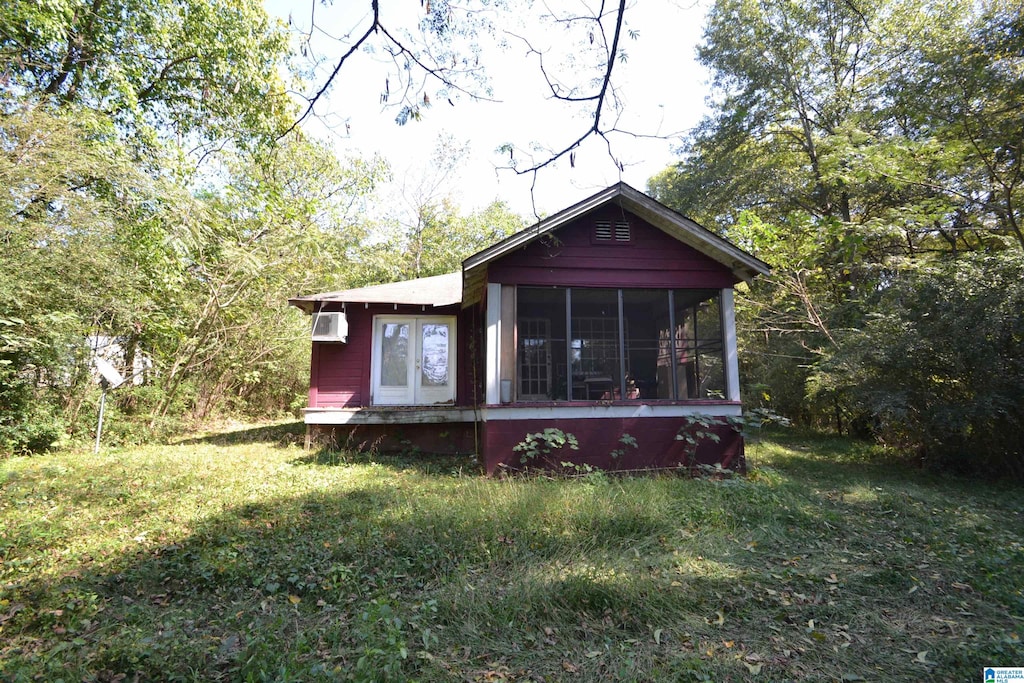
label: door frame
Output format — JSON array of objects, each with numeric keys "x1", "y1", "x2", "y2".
[{"x1": 370, "y1": 315, "x2": 457, "y2": 406}]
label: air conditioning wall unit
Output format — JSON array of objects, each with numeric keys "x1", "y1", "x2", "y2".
[{"x1": 311, "y1": 311, "x2": 348, "y2": 343}]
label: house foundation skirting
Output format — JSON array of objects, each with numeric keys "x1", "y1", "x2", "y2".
[
  {"x1": 481, "y1": 416, "x2": 744, "y2": 476},
  {"x1": 304, "y1": 404, "x2": 744, "y2": 475},
  {"x1": 303, "y1": 406, "x2": 479, "y2": 455},
  {"x1": 306, "y1": 422, "x2": 478, "y2": 455}
]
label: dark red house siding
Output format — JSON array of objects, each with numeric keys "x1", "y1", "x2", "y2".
[
  {"x1": 309, "y1": 304, "x2": 372, "y2": 408},
  {"x1": 486, "y1": 206, "x2": 739, "y2": 289},
  {"x1": 309, "y1": 302, "x2": 481, "y2": 409},
  {"x1": 481, "y1": 416, "x2": 745, "y2": 475}
]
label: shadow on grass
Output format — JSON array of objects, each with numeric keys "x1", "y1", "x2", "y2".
[{"x1": 0, "y1": 472, "x2": 821, "y2": 681}]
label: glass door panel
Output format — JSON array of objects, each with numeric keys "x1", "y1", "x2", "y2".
[
  {"x1": 415, "y1": 320, "x2": 455, "y2": 404},
  {"x1": 373, "y1": 316, "x2": 455, "y2": 405},
  {"x1": 380, "y1": 323, "x2": 410, "y2": 386}
]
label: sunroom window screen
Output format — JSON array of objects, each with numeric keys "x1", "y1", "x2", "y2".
[
  {"x1": 673, "y1": 290, "x2": 725, "y2": 399},
  {"x1": 516, "y1": 288, "x2": 568, "y2": 401},
  {"x1": 570, "y1": 288, "x2": 621, "y2": 400},
  {"x1": 516, "y1": 287, "x2": 724, "y2": 401}
]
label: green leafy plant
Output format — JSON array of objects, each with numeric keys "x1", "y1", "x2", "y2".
[
  {"x1": 676, "y1": 411, "x2": 792, "y2": 475},
  {"x1": 609, "y1": 432, "x2": 638, "y2": 461},
  {"x1": 675, "y1": 415, "x2": 728, "y2": 475},
  {"x1": 513, "y1": 428, "x2": 579, "y2": 465},
  {"x1": 354, "y1": 598, "x2": 409, "y2": 681},
  {"x1": 557, "y1": 461, "x2": 612, "y2": 487}
]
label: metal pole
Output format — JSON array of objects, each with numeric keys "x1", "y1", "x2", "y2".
[{"x1": 95, "y1": 385, "x2": 107, "y2": 453}]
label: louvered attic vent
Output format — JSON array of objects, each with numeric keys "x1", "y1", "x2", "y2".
[{"x1": 594, "y1": 220, "x2": 631, "y2": 242}]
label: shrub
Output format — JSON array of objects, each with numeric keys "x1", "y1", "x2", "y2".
[{"x1": 812, "y1": 251, "x2": 1024, "y2": 478}]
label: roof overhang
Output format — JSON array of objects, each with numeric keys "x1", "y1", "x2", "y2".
[{"x1": 288, "y1": 271, "x2": 462, "y2": 314}]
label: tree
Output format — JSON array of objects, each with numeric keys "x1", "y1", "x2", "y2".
[
  {"x1": 0, "y1": 105, "x2": 173, "y2": 450},
  {"x1": 0, "y1": 0, "x2": 294, "y2": 155},
  {"x1": 351, "y1": 198, "x2": 525, "y2": 286},
  {"x1": 147, "y1": 137, "x2": 389, "y2": 421},
  {"x1": 649, "y1": 0, "x2": 1024, "y2": 455},
  {"x1": 0, "y1": 108, "x2": 387, "y2": 448},
  {"x1": 879, "y1": 0, "x2": 1024, "y2": 250},
  {"x1": 0, "y1": 1, "x2": 392, "y2": 446},
  {"x1": 810, "y1": 252, "x2": 1024, "y2": 478}
]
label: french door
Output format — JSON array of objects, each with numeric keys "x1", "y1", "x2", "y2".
[
  {"x1": 371, "y1": 316, "x2": 456, "y2": 405},
  {"x1": 517, "y1": 318, "x2": 552, "y2": 400}
]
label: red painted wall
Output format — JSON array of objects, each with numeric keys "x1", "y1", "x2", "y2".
[
  {"x1": 487, "y1": 205, "x2": 739, "y2": 289},
  {"x1": 481, "y1": 417, "x2": 744, "y2": 475},
  {"x1": 309, "y1": 302, "x2": 481, "y2": 409}
]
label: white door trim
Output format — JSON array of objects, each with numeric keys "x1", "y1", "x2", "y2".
[{"x1": 371, "y1": 315, "x2": 457, "y2": 406}]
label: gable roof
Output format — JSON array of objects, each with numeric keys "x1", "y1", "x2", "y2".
[
  {"x1": 288, "y1": 271, "x2": 462, "y2": 314},
  {"x1": 461, "y1": 182, "x2": 769, "y2": 306}
]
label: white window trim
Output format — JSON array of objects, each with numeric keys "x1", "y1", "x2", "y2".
[{"x1": 481, "y1": 403, "x2": 742, "y2": 421}]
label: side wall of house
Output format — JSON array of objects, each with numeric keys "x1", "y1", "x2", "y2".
[{"x1": 309, "y1": 302, "x2": 479, "y2": 409}]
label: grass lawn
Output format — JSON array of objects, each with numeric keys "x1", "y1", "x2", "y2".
[{"x1": 1, "y1": 423, "x2": 1022, "y2": 682}]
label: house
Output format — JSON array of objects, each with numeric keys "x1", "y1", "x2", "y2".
[{"x1": 288, "y1": 183, "x2": 769, "y2": 474}]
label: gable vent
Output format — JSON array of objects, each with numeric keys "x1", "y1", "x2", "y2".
[
  {"x1": 614, "y1": 221, "x2": 631, "y2": 241},
  {"x1": 595, "y1": 220, "x2": 613, "y2": 240}
]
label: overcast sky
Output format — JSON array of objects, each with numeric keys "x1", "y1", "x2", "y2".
[{"x1": 265, "y1": 1, "x2": 713, "y2": 218}]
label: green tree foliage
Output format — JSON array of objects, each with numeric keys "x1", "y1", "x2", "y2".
[
  {"x1": 347, "y1": 134, "x2": 526, "y2": 284},
  {"x1": 650, "y1": 0, "x2": 1024, "y2": 474},
  {"x1": 0, "y1": 105, "x2": 169, "y2": 451},
  {"x1": 0, "y1": 0, "x2": 394, "y2": 452},
  {"x1": 351, "y1": 199, "x2": 525, "y2": 285},
  {"x1": 148, "y1": 139, "x2": 388, "y2": 422},
  {"x1": 0, "y1": 0, "x2": 293, "y2": 152},
  {"x1": 811, "y1": 252, "x2": 1024, "y2": 477}
]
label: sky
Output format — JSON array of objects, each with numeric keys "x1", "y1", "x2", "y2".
[{"x1": 264, "y1": 1, "x2": 713, "y2": 219}]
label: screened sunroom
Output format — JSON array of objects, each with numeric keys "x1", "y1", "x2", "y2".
[{"x1": 514, "y1": 287, "x2": 727, "y2": 403}]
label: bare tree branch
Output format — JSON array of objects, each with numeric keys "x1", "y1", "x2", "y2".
[
  {"x1": 281, "y1": 1, "x2": 382, "y2": 137},
  {"x1": 497, "y1": 0, "x2": 628, "y2": 186},
  {"x1": 282, "y1": 0, "x2": 496, "y2": 139}
]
